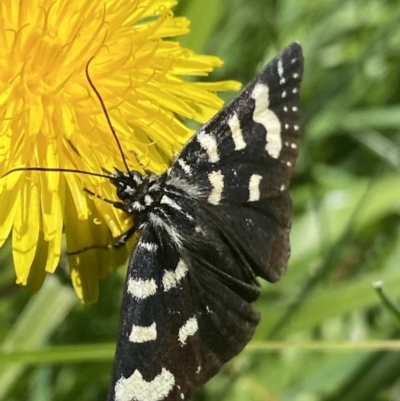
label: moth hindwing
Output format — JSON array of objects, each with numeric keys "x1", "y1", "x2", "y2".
[{"x1": 107, "y1": 42, "x2": 303, "y2": 401}]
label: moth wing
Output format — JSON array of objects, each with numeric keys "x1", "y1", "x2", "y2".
[
  {"x1": 167, "y1": 42, "x2": 303, "y2": 282},
  {"x1": 172, "y1": 42, "x2": 303, "y2": 205},
  {"x1": 108, "y1": 225, "x2": 259, "y2": 401}
]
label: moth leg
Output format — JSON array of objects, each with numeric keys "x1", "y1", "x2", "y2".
[
  {"x1": 66, "y1": 225, "x2": 137, "y2": 255},
  {"x1": 111, "y1": 224, "x2": 137, "y2": 249},
  {"x1": 66, "y1": 243, "x2": 112, "y2": 255}
]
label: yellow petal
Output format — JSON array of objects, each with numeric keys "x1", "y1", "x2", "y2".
[{"x1": 13, "y1": 179, "x2": 40, "y2": 285}]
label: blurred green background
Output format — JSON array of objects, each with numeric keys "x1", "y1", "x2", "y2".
[{"x1": 1, "y1": 0, "x2": 400, "y2": 400}]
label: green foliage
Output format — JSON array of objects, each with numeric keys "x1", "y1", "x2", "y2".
[{"x1": 1, "y1": 0, "x2": 400, "y2": 400}]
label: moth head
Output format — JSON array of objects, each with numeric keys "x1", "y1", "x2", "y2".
[{"x1": 111, "y1": 169, "x2": 144, "y2": 201}]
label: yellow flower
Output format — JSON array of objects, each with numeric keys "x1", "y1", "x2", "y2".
[{"x1": 0, "y1": 0, "x2": 240, "y2": 303}]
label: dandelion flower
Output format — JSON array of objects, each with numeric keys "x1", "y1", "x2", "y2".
[{"x1": 0, "y1": 0, "x2": 240, "y2": 303}]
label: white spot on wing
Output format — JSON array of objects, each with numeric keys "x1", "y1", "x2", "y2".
[
  {"x1": 149, "y1": 212, "x2": 183, "y2": 248},
  {"x1": 277, "y1": 58, "x2": 284, "y2": 78},
  {"x1": 177, "y1": 159, "x2": 193, "y2": 176},
  {"x1": 129, "y1": 322, "x2": 157, "y2": 343},
  {"x1": 178, "y1": 316, "x2": 198, "y2": 345},
  {"x1": 197, "y1": 130, "x2": 219, "y2": 163},
  {"x1": 228, "y1": 113, "x2": 246, "y2": 150},
  {"x1": 161, "y1": 195, "x2": 182, "y2": 211},
  {"x1": 162, "y1": 259, "x2": 189, "y2": 291},
  {"x1": 138, "y1": 242, "x2": 158, "y2": 252},
  {"x1": 248, "y1": 174, "x2": 262, "y2": 202},
  {"x1": 165, "y1": 175, "x2": 201, "y2": 198},
  {"x1": 160, "y1": 194, "x2": 194, "y2": 221},
  {"x1": 277, "y1": 58, "x2": 286, "y2": 84},
  {"x1": 208, "y1": 170, "x2": 224, "y2": 205},
  {"x1": 251, "y1": 83, "x2": 282, "y2": 159},
  {"x1": 115, "y1": 368, "x2": 175, "y2": 401},
  {"x1": 127, "y1": 278, "x2": 157, "y2": 299}
]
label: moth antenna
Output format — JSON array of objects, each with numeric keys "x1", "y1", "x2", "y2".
[
  {"x1": 1, "y1": 166, "x2": 111, "y2": 180},
  {"x1": 85, "y1": 57, "x2": 133, "y2": 178}
]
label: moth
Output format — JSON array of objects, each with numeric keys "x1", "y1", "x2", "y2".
[{"x1": 107, "y1": 42, "x2": 303, "y2": 401}]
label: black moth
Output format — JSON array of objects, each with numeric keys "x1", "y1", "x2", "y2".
[{"x1": 107, "y1": 43, "x2": 303, "y2": 401}]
